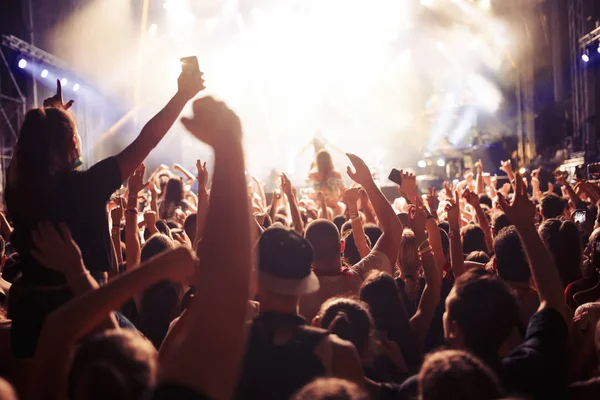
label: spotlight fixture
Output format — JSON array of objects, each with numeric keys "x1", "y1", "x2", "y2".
[
  {"x1": 73, "y1": 83, "x2": 80, "y2": 92},
  {"x1": 60, "y1": 78, "x2": 68, "y2": 86},
  {"x1": 18, "y1": 59, "x2": 27, "y2": 69},
  {"x1": 418, "y1": 160, "x2": 427, "y2": 168},
  {"x1": 582, "y1": 49, "x2": 590, "y2": 63},
  {"x1": 40, "y1": 69, "x2": 48, "y2": 78},
  {"x1": 436, "y1": 158, "x2": 446, "y2": 167}
]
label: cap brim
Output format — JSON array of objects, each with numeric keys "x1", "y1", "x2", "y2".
[{"x1": 258, "y1": 270, "x2": 320, "y2": 296}]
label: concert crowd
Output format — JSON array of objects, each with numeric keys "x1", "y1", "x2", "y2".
[{"x1": 0, "y1": 70, "x2": 599, "y2": 400}]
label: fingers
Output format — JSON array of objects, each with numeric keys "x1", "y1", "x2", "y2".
[
  {"x1": 58, "y1": 222, "x2": 72, "y2": 242},
  {"x1": 56, "y1": 79, "x2": 62, "y2": 100},
  {"x1": 515, "y1": 172, "x2": 524, "y2": 196},
  {"x1": 454, "y1": 189, "x2": 460, "y2": 205},
  {"x1": 346, "y1": 166, "x2": 355, "y2": 179},
  {"x1": 497, "y1": 192, "x2": 510, "y2": 211},
  {"x1": 65, "y1": 100, "x2": 74, "y2": 110}
]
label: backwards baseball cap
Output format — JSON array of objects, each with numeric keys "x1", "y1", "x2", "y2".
[{"x1": 258, "y1": 224, "x2": 319, "y2": 296}]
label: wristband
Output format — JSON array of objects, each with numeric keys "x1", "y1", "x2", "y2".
[
  {"x1": 419, "y1": 248, "x2": 433, "y2": 258},
  {"x1": 418, "y1": 246, "x2": 433, "y2": 256},
  {"x1": 126, "y1": 208, "x2": 138, "y2": 214},
  {"x1": 448, "y1": 230, "x2": 460, "y2": 237}
]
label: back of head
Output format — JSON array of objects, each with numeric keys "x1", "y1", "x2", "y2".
[
  {"x1": 491, "y1": 211, "x2": 511, "y2": 236},
  {"x1": 399, "y1": 229, "x2": 419, "y2": 274},
  {"x1": 183, "y1": 213, "x2": 197, "y2": 244},
  {"x1": 305, "y1": 219, "x2": 341, "y2": 265},
  {"x1": 447, "y1": 269, "x2": 519, "y2": 355},
  {"x1": 141, "y1": 234, "x2": 176, "y2": 262},
  {"x1": 363, "y1": 224, "x2": 382, "y2": 247},
  {"x1": 68, "y1": 329, "x2": 157, "y2": 400},
  {"x1": 7, "y1": 108, "x2": 78, "y2": 224},
  {"x1": 342, "y1": 230, "x2": 371, "y2": 266},
  {"x1": 493, "y1": 225, "x2": 531, "y2": 283},
  {"x1": 465, "y1": 251, "x2": 490, "y2": 264},
  {"x1": 0, "y1": 378, "x2": 17, "y2": 400},
  {"x1": 333, "y1": 215, "x2": 346, "y2": 232},
  {"x1": 540, "y1": 192, "x2": 565, "y2": 220},
  {"x1": 163, "y1": 178, "x2": 184, "y2": 204},
  {"x1": 316, "y1": 150, "x2": 334, "y2": 177},
  {"x1": 292, "y1": 378, "x2": 368, "y2": 400},
  {"x1": 419, "y1": 349, "x2": 502, "y2": 400},
  {"x1": 538, "y1": 218, "x2": 582, "y2": 287},
  {"x1": 460, "y1": 224, "x2": 488, "y2": 255},
  {"x1": 360, "y1": 271, "x2": 421, "y2": 370},
  {"x1": 319, "y1": 298, "x2": 372, "y2": 355},
  {"x1": 478, "y1": 194, "x2": 493, "y2": 209}
]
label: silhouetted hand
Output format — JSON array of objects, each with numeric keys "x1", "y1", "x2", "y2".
[
  {"x1": 181, "y1": 97, "x2": 242, "y2": 149},
  {"x1": 43, "y1": 80, "x2": 74, "y2": 110}
]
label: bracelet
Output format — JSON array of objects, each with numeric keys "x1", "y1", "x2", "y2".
[
  {"x1": 349, "y1": 212, "x2": 359, "y2": 219},
  {"x1": 417, "y1": 239, "x2": 430, "y2": 252},
  {"x1": 126, "y1": 208, "x2": 138, "y2": 214},
  {"x1": 448, "y1": 230, "x2": 460, "y2": 237}
]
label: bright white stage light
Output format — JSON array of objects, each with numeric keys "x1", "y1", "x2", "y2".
[
  {"x1": 480, "y1": 0, "x2": 491, "y2": 9},
  {"x1": 61, "y1": 78, "x2": 68, "y2": 86},
  {"x1": 40, "y1": 69, "x2": 48, "y2": 78},
  {"x1": 18, "y1": 59, "x2": 27, "y2": 69},
  {"x1": 597, "y1": 44, "x2": 600, "y2": 54},
  {"x1": 73, "y1": 83, "x2": 80, "y2": 92},
  {"x1": 418, "y1": 160, "x2": 427, "y2": 168},
  {"x1": 519, "y1": 167, "x2": 526, "y2": 175},
  {"x1": 582, "y1": 52, "x2": 590, "y2": 63},
  {"x1": 436, "y1": 158, "x2": 446, "y2": 167}
]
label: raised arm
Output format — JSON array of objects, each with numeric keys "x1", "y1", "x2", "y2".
[
  {"x1": 110, "y1": 203, "x2": 124, "y2": 265},
  {"x1": 475, "y1": 160, "x2": 484, "y2": 195},
  {"x1": 194, "y1": 159, "x2": 209, "y2": 250},
  {"x1": 346, "y1": 153, "x2": 402, "y2": 268},
  {"x1": 498, "y1": 173, "x2": 567, "y2": 322},
  {"x1": 29, "y1": 246, "x2": 195, "y2": 400},
  {"x1": 344, "y1": 188, "x2": 370, "y2": 259},
  {"x1": 463, "y1": 189, "x2": 493, "y2": 254},
  {"x1": 115, "y1": 72, "x2": 204, "y2": 182},
  {"x1": 446, "y1": 191, "x2": 466, "y2": 278},
  {"x1": 282, "y1": 173, "x2": 304, "y2": 234},
  {"x1": 408, "y1": 204, "x2": 442, "y2": 352},
  {"x1": 359, "y1": 188, "x2": 377, "y2": 224},
  {"x1": 173, "y1": 163, "x2": 196, "y2": 184},
  {"x1": 500, "y1": 160, "x2": 516, "y2": 191},
  {"x1": 125, "y1": 164, "x2": 149, "y2": 270},
  {"x1": 0, "y1": 212, "x2": 13, "y2": 241},
  {"x1": 159, "y1": 97, "x2": 252, "y2": 399}
]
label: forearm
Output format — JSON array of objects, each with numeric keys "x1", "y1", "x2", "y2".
[
  {"x1": 194, "y1": 191, "x2": 209, "y2": 250},
  {"x1": 269, "y1": 196, "x2": 278, "y2": 223},
  {"x1": 151, "y1": 192, "x2": 159, "y2": 214},
  {"x1": 174, "y1": 164, "x2": 196, "y2": 182},
  {"x1": 111, "y1": 228, "x2": 123, "y2": 265},
  {"x1": 0, "y1": 213, "x2": 12, "y2": 240},
  {"x1": 476, "y1": 171, "x2": 484, "y2": 195},
  {"x1": 125, "y1": 207, "x2": 141, "y2": 269},
  {"x1": 349, "y1": 203, "x2": 370, "y2": 258},
  {"x1": 116, "y1": 93, "x2": 188, "y2": 180},
  {"x1": 320, "y1": 198, "x2": 329, "y2": 220},
  {"x1": 426, "y1": 221, "x2": 446, "y2": 277},
  {"x1": 514, "y1": 223, "x2": 566, "y2": 318},
  {"x1": 474, "y1": 204, "x2": 493, "y2": 253},
  {"x1": 564, "y1": 184, "x2": 583, "y2": 208},
  {"x1": 171, "y1": 142, "x2": 252, "y2": 399},
  {"x1": 448, "y1": 229, "x2": 465, "y2": 278},
  {"x1": 361, "y1": 198, "x2": 377, "y2": 224},
  {"x1": 287, "y1": 193, "x2": 304, "y2": 234},
  {"x1": 363, "y1": 180, "x2": 402, "y2": 236}
]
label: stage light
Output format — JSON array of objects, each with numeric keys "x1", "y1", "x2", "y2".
[
  {"x1": 40, "y1": 69, "x2": 48, "y2": 78},
  {"x1": 519, "y1": 167, "x2": 526, "y2": 174},
  {"x1": 418, "y1": 160, "x2": 427, "y2": 168},
  {"x1": 73, "y1": 83, "x2": 80, "y2": 92},
  {"x1": 18, "y1": 59, "x2": 27, "y2": 69},
  {"x1": 61, "y1": 78, "x2": 68, "y2": 86},
  {"x1": 582, "y1": 50, "x2": 590, "y2": 63},
  {"x1": 597, "y1": 43, "x2": 600, "y2": 54},
  {"x1": 436, "y1": 158, "x2": 446, "y2": 167}
]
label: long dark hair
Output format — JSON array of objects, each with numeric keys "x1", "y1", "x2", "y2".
[
  {"x1": 315, "y1": 150, "x2": 334, "y2": 179},
  {"x1": 359, "y1": 271, "x2": 422, "y2": 372},
  {"x1": 159, "y1": 178, "x2": 185, "y2": 219},
  {"x1": 7, "y1": 108, "x2": 78, "y2": 219},
  {"x1": 319, "y1": 297, "x2": 372, "y2": 355}
]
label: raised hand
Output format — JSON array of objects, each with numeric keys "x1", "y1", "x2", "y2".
[
  {"x1": 497, "y1": 172, "x2": 536, "y2": 227},
  {"x1": 462, "y1": 188, "x2": 479, "y2": 208},
  {"x1": 408, "y1": 203, "x2": 427, "y2": 234},
  {"x1": 316, "y1": 191, "x2": 326, "y2": 205},
  {"x1": 281, "y1": 173, "x2": 293, "y2": 196},
  {"x1": 346, "y1": 153, "x2": 373, "y2": 187},
  {"x1": 343, "y1": 187, "x2": 361, "y2": 205},
  {"x1": 500, "y1": 159, "x2": 513, "y2": 175},
  {"x1": 196, "y1": 159, "x2": 208, "y2": 188},
  {"x1": 475, "y1": 159, "x2": 483, "y2": 175},
  {"x1": 426, "y1": 186, "x2": 439, "y2": 216},
  {"x1": 129, "y1": 164, "x2": 150, "y2": 195},
  {"x1": 443, "y1": 181, "x2": 453, "y2": 199},
  {"x1": 43, "y1": 79, "x2": 74, "y2": 110},
  {"x1": 31, "y1": 222, "x2": 84, "y2": 277},
  {"x1": 445, "y1": 190, "x2": 460, "y2": 231},
  {"x1": 398, "y1": 170, "x2": 417, "y2": 202},
  {"x1": 177, "y1": 69, "x2": 205, "y2": 101},
  {"x1": 181, "y1": 97, "x2": 242, "y2": 149},
  {"x1": 144, "y1": 210, "x2": 158, "y2": 228}
]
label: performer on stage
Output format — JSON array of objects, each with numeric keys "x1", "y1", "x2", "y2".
[{"x1": 307, "y1": 149, "x2": 345, "y2": 215}]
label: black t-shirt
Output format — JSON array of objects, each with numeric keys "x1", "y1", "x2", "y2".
[
  {"x1": 397, "y1": 308, "x2": 568, "y2": 399},
  {"x1": 7, "y1": 157, "x2": 122, "y2": 283},
  {"x1": 149, "y1": 384, "x2": 211, "y2": 400}
]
